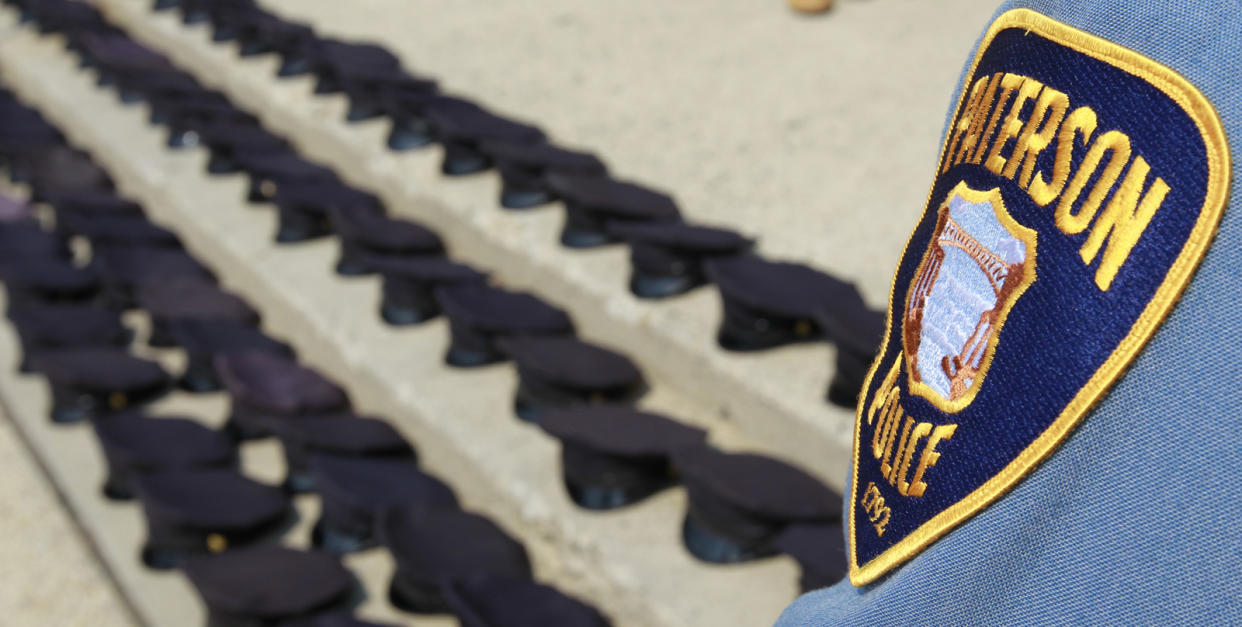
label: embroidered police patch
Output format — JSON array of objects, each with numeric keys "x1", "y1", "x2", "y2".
[{"x1": 848, "y1": 9, "x2": 1229, "y2": 585}]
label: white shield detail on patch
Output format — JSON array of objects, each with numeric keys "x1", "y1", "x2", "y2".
[{"x1": 902, "y1": 182, "x2": 1037, "y2": 411}]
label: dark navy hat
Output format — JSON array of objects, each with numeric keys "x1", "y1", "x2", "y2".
[
  {"x1": 115, "y1": 71, "x2": 204, "y2": 105},
  {"x1": 329, "y1": 209, "x2": 443, "y2": 277},
  {"x1": 609, "y1": 221, "x2": 754, "y2": 299},
  {"x1": 538, "y1": 406, "x2": 706, "y2": 509},
  {"x1": 0, "y1": 192, "x2": 30, "y2": 221},
  {"x1": 444, "y1": 575, "x2": 611, "y2": 627},
  {"x1": 341, "y1": 71, "x2": 436, "y2": 124},
  {"x1": 232, "y1": 151, "x2": 337, "y2": 206},
  {"x1": 92, "y1": 246, "x2": 214, "y2": 309},
  {"x1": 8, "y1": 303, "x2": 129, "y2": 371},
  {"x1": 309, "y1": 39, "x2": 401, "y2": 95},
  {"x1": 309, "y1": 453, "x2": 459, "y2": 553},
  {"x1": 28, "y1": 347, "x2": 170, "y2": 423},
  {"x1": 304, "y1": 39, "x2": 432, "y2": 122},
  {"x1": 770, "y1": 522, "x2": 847, "y2": 592},
  {"x1": 134, "y1": 278, "x2": 258, "y2": 347},
  {"x1": 671, "y1": 446, "x2": 841, "y2": 564},
  {"x1": 544, "y1": 175, "x2": 681, "y2": 248},
  {"x1": 0, "y1": 222, "x2": 69, "y2": 262},
  {"x1": 271, "y1": 180, "x2": 375, "y2": 246},
  {"x1": 705, "y1": 254, "x2": 861, "y2": 352},
  {"x1": 41, "y1": 189, "x2": 144, "y2": 218},
  {"x1": 381, "y1": 92, "x2": 469, "y2": 151},
  {"x1": 133, "y1": 469, "x2": 290, "y2": 569},
  {"x1": 271, "y1": 414, "x2": 415, "y2": 493},
  {"x1": 0, "y1": 258, "x2": 99, "y2": 305},
  {"x1": 816, "y1": 302, "x2": 885, "y2": 408},
  {"x1": 498, "y1": 336, "x2": 646, "y2": 423},
  {"x1": 243, "y1": 16, "x2": 316, "y2": 66},
  {"x1": 424, "y1": 101, "x2": 544, "y2": 176},
  {"x1": 200, "y1": 0, "x2": 259, "y2": 42},
  {"x1": 436, "y1": 285, "x2": 574, "y2": 368},
  {"x1": 183, "y1": 546, "x2": 354, "y2": 625},
  {"x1": 380, "y1": 506, "x2": 532, "y2": 614},
  {"x1": 195, "y1": 121, "x2": 288, "y2": 174},
  {"x1": 478, "y1": 141, "x2": 608, "y2": 210},
  {"x1": 160, "y1": 100, "x2": 257, "y2": 149},
  {"x1": 56, "y1": 213, "x2": 181, "y2": 248},
  {"x1": 216, "y1": 350, "x2": 350, "y2": 440},
  {"x1": 22, "y1": 147, "x2": 113, "y2": 201},
  {"x1": 364, "y1": 256, "x2": 487, "y2": 326},
  {"x1": 91, "y1": 413, "x2": 236, "y2": 500},
  {"x1": 280, "y1": 612, "x2": 401, "y2": 627},
  {"x1": 166, "y1": 319, "x2": 293, "y2": 393},
  {"x1": 80, "y1": 34, "x2": 172, "y2": 102}
]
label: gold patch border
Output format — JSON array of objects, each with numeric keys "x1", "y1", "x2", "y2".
[
  {"x1": 901, "y1": 182, "x2": 1039, "y2": 413},
  {"x1": 848, "y1": 8, "x2": 1231, "y2": 585}
]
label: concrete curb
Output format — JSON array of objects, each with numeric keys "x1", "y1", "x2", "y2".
[
  {"x1": 95, "y1": 0, "x2": 857, "y2": 492},
  {"x1": 0, "y1": 14, "x2": 802, "y2": 627}
]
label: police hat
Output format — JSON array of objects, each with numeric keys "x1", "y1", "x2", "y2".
[
  {"x1": 816, "y1": 301, "x2": 885, "y2": 408},
  {"x1": 0, "y1": 223, "x2": 70, "y2": 263},
  {"x1": 309, "y1": 39, "x2": 401, "y2": 95},
  {"x1": 22, "y1": 147, "x2": 113, "y2": 202},
  {"x1": 341, "y1": 71, "x2": 437, "y2": 125},
  {"x1": 215, "y1": 350, "x2": 350, "y2": 440},
  {"x1": 134, "y1": 278, "x2": 259, "y2": 347},
  {"x1": 309, "y1": 453, "x2": 459, "y2": 553},
  {"x1": 770, "y1": 522, "x2": 847, "y2": 592},
  {"x1": 28, "y1": 347, "x2": 170, "y2": 423},
  {"x1": 271, "y1": 415, "x2": 415, "y2": 493},
  {"x1": 193, "y1": 120, "x2": 288, "y2": 174},
  {"x1": 55, "y1": 213, "x2": 182, "y2": 248},
  {"x1": 671, "y1": 446, "x2": 840, "y2": 564},
  {"x1": 0, "y1": 258, "x2": 99, "y2": 305},
  {"x1": 364, "y1": 255, "x2": 487, "y2": 325},
  {"x1": 544, "y1": 175, "x2": 681, "y2": 248},
  {"x1": 0, "y1": 193, "x2": 31, "y2": 222},
  {"x1": 609, "y1": 221, "x2": 754, "y2": 299},
  {"x1": 91, "y1": 412, "x2": 236, "y2": 500},
  {"x1": 231, "y1": 151, "x2": 337, "y2": 207},
  {"x1": 165, "y1": 319, "x2": 293, "y2": 393},
  {"x1": 478, "y1": 141, "x2": 608, "y2": 210},
  {"x1": 498, "y1": 336, "x2": 646, "y2": 423},
  {"x1": 379, "y1": 506, "x2": 532, "y2": 614},
  {"x1": 92, "y1": 246, "x2": 214, "y2": 310},
  {"x1": 8, "y1": 303, "x2": 130, "y2": 371},
  {"x1": 41, "y1": 189, "x2": 144, "y2": 218},
  {"x1": 182, "y1": 546, "x2": 355, "y2": 625},
  {"x1": 329, "y1": 209, "x2": 443, "y2": 277},
  {"x1": 270, "y1": 180, "x2": 375, "y2": 249},
  {"x1": 538, "y1": 405, "x2": 706, "y2": 509},
  {"x1": 244, "y1": 16, "x2": 316, "y2": 67},
  {"x1": 424, "y1": 100, "x2": 545, "y2": 176},
  {"x1": 444, "y1": 575, "x2": 611, "y2": 627},
  {"x1": 381, "y1": 92, "x2": 466, "y2": 151},
  {"x1": 133, "y1": 469, "x2": 290, "y2": 569},
  {"x1": 705, "y1": 254, "x2": 861, "y2": 352},
  {"x1": 436, "y1": 284, "x2": 574, "y2": 368}
]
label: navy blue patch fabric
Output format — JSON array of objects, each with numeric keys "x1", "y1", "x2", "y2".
[{"x1": 848, "y1": 10, "x2": 1228, "y2": 583}]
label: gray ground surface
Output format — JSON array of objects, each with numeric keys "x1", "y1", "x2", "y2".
[
  {"x1": 0, "y1": 1, "x2": 1004, "y2": 625},
  {"x1": 0, "y1": 396, "x2": 135, "y2": 626}
]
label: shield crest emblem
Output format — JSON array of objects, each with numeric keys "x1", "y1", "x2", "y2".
[{"x1": 902, "y1": 182, "x2": 1037, "y2": 413}]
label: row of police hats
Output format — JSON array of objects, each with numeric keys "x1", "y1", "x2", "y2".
[
  {"x1": 12, "y1": 5, "x2": 850, "y2": 597},
  {"x1": 140, "y1": 0, "x2": 885, "y2": 411},
  {"x1": 0, "y1": 78, "x2": 610, "y2": 626}
]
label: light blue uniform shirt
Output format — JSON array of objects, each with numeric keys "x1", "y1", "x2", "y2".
[{"x1": 778, "y1": 1, "x2": 1242, "y2": 624}]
